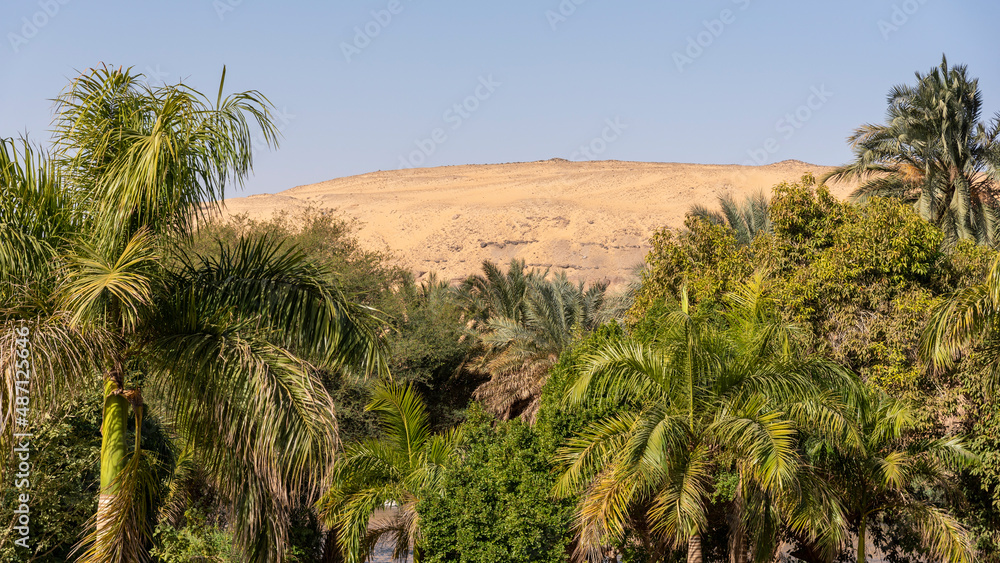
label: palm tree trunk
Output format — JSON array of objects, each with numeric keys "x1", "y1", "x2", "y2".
[
  {"x1": 728, "y1": 478, "x2": 747, "y2": 563},
  {"x1": 321, "y1": 528, "x2": 345, "y2": 563},
  {"x1": 98, "y1": 377, "x2": 128, "y2": 534},
  {"x1": 687, "y1": 533, "x2": 703, "y2": 563},
  {"x1": 857, "y1": 516, "x2": 867, "y2": 563}
]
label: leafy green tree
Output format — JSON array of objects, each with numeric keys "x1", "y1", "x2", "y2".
[
  {"x1": 388, "y1": 275, "x2": 483, "y2": 430},
  {"x1": 0, "y1": 393, "x2": 101, "y2": 563},
  {"x1": 417, "y1": 405, "x2": 574, "y2": 563},
  {"x1": 825, "y1": 56, "x2": 1000, "y2": 245},
  {"x1": 737, "y1": 176, "x2": 947, "y2": 392},
  {"x1": 317, "y1": 381, "x2": 461, "y2": 563},
  {"x1": 808, "y1": 389, "x2": 977, "y2": 563},
  {"x1": 629, "y1": 215, "x2": 753, "y2": 320},
  {"x1": 554, "y1": 281, "x2": 856, "y2": 563}
]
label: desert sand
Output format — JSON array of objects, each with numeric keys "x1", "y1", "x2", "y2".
[{"x1": 218, "y1": 159, "x2": 855, "y2": 286}]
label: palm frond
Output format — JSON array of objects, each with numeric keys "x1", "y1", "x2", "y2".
[
  {"x1": 53, "y1": 65, "x2": 280, "y2": 240},
  {"x1": 168, "y1": 233, "x2": 388, "y2": 375}
]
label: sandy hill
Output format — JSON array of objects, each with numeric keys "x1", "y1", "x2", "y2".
[{"x1": 219, "y1": 159, "x2": 855, "y2": 286}]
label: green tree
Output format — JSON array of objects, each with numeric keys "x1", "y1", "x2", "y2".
[
  {"x1": 689, "y1": 191, "x2": 772, "y2": 247},
  {"x1": 554, "y1": 281, "x2": 856, "y2": 563},
  {"x1": 388, "y1": 275, "x2": 482, "y2": 430},
  {"x1": 1, "y1": 66, "x2": 386, "y2": 562},
  {"x1": 809, "y1": 390, "x2": 977, "y2": 563},
  {"x1": 0, "y1": 393, "x2": 101, "y2": 562},
  {"x1": 629, "y1": 214, "x2": 753, "y2": 320},
  {"x1": 317, "y1": 381, "x2": 461, "y2": 563},
  {"x1": 825, "y1": 56, "x2": 1000, "y2": 245},
  {"x1": 475, "y1": 272, "x2": 607, "y2": 421},
  {"x1": 417, "y1": 406, "x2": 574, "y2": 563}
]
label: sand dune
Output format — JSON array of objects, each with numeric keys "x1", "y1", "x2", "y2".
[{"x1": 219, "y1": 159, "x2": 855, "y2": 286}]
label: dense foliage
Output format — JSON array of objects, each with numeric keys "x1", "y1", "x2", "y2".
[
  {"x1": 418, "y1": 406, "x2": 574, "y2": 563},
  {"x1": 626, "y1": 174, "x2": 998, "y2": 561},
  {"x1": 3, "y1": 58, "x2": 1000, "y2": 563}
]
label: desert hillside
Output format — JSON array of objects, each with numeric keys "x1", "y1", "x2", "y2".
[{"x1": 219, "y1": 159, "x2": 855, "y2": 286}]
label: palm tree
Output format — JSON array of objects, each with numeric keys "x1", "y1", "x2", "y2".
[
  {"x1": 316, "y1": 381, "x2": 461, "y2": 563},
  {"x1": 2, "y1": 66, "x2": 386, "y2": 562},
  {"x1": 457, "y1": 258, "x2": 538, "y2": 326},
  {"x1": 921, "y1": 255, "x2": 1000, "y2": 390},
  {"x1": 808, "y1": 390, "x2": 977, "y2": 563},
  {"x1": 689, "y1": 191, "x2": 772, "y2": 246},
  {"x1": 0, "y1": 136, "x2": 109, "y2": 493},
  {"x1": 553, "y1": 280, "x2": 856, "y2": 563},
  {"x1": 824, "y1": 56, "x2": 1000, "y2": 245},
  {"x1": 474, "y1": 272, "x2": 608, "y2": 421}
]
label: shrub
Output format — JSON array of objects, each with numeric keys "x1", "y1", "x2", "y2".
[{"x1": 418, "y1": 406, "x2": 573, "y2": 563}]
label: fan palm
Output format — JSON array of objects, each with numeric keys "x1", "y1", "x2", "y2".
[
  {"x1": 316, "y1": 381, "x2": 461, "y2": 563},
  {"x1": 553, "y1": 280, "x2": 857, "y2": 563},
  {"x1": 808, "y1": 390, "x2": 977, "y2": 563},
  {"x1": 2, "y1": 66, "x2": 386, "y2": 562},
  {"x1": 474, "y1": 272, "x2": 608, "y2": 421},
  {"x1": 689, "y1": 191, "x2": 772, "y2": 247},
  {"x1": 824, "y1": 56, "x2": 1000, "y2": 245}
]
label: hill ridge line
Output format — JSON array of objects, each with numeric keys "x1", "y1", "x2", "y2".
[{"x1": 220, "y1": 160, "x2": 854, "y2": 286}]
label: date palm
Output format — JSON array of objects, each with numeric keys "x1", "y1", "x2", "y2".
[
  {"x1": 689, "y1": 191, "x2": 772, "y2": 247},
  {"x1": 824, "y1": 56, "x2": 1000, "y2": 245},
  {"x1": 554, "y1": 280, "x2": 856, "y2": 563},
  {"x1": 458, "y1": 258, "x2": 538, "y2": 326},
  {"x1": 3, "y1": 66, "x2": 386, "y2": 562},
  {"x1": 474, "y1": 272, "x2": 607, "y2": 421},
  {"x1": 317, "y1": 381, "x2": 461, "y2": 563}
]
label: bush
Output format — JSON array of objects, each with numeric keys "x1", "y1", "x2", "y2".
[
  {"x1": 150, "y1": 508, "x2": 241, "y2": 563},
  {"x1": 418, "y1": 406, "x2": 573, "y2": 563},
  {"x1": 0, "y1": 395, "x2": 101, "y2": 562}
]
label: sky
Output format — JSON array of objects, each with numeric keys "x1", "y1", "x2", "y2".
[{"x1": 1, "y1": 0, "x2": 998, "y2": 196}]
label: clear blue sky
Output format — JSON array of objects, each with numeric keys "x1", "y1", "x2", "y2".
[{"x1": 2, "y1": 0, "x2": 997, "y2": 196}]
